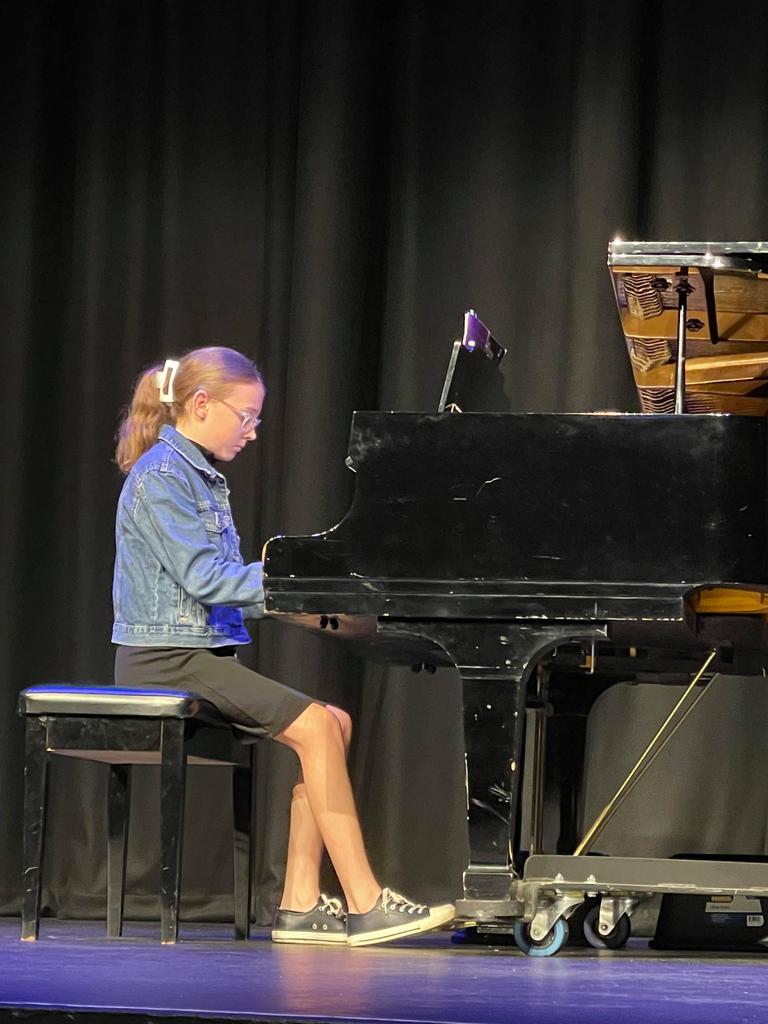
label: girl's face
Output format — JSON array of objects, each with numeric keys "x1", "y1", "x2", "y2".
[{"x1": 178, "y1": 380, "x2": 266, "y2": 461}]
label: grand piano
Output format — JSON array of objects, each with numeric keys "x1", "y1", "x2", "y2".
[{"x1": 262, "y1": 242, "x2": 768, "y2": 953}]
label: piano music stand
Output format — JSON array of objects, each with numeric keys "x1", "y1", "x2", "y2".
[{"x1": 437, "y1": 309, "x2": 509, "y2": 414}]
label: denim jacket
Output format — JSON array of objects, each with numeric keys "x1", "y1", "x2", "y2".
[{"x1": 112, "y1": 425, "x2": 264, "y2": 647}]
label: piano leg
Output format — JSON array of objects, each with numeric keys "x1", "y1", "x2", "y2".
[{"x1": 378, "y1": 619, "x2": 607, "y2": 922}]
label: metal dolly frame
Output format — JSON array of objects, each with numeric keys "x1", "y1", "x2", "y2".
[{"x1": 505, "y1": 649, "x2": 768, "y2": 955}]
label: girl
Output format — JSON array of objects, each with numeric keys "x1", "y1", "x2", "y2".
[{"x1": 113, "y1": 345, "x2": 454, "y2": 946}]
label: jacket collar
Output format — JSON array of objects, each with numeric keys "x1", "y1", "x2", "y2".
[{"x1": 158, "y1": 425, "x2": 223, "y2": 483}]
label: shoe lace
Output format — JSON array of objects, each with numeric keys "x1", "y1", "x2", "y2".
[
  {"x1": 380, "y1": 887, "x2": 427, "y2": 915},
  {"x1": 319, "y1": 894, "x2": 347, "y2": 921}
]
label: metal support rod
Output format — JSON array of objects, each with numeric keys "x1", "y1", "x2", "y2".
[
  {"x1": 528, "y1": 666, "x2": 549, "y2": 856},
  {"x1": 674, "y1": 271, "x2": 693, "y2": 414},
  {"x1": 574, "y1": 649, "x2": 718, "y2": 855}
]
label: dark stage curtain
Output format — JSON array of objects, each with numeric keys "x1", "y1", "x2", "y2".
[{"x1": 3, "y1": 0, "x2": 768, "y2": 924}]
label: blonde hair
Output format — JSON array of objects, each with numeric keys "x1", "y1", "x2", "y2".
[{"x1": 115, "y1": 346, "x2": 264, "y2": 473}]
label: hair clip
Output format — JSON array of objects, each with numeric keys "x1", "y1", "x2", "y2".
[{"x1": 156, "y1": 359, "x2": 180, "y2": 404}]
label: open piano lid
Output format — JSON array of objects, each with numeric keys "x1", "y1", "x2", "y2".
[{"x1": 608, "y1": 240, "x2": 768, "y2": 415}]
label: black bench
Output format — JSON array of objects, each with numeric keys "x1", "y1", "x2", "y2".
[{"x1": 18, "y1": 685, "x2": 256, "y2": 943}]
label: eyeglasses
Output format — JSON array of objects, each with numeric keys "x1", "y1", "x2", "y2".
[{"x1": 216, "y1": 398, "x2": 262, "y2": 434}]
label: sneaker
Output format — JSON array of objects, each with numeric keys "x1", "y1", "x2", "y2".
[
  {"x1": 271, "y1": 894, "x2": 347, "y2": 944},
  {"x1": 346, "y1": 887, "x2": 455, "y2": 947}
]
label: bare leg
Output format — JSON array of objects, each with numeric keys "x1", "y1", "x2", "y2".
[
  {"x1": 279, "y1": 706, "x2": 352, "y2": 911},
  {"x1": 276, "y1": 703, "x2": 380, "y2": 915},
  {"x1": 279, "y1": 783, "x2": 324, "y2": 910}
]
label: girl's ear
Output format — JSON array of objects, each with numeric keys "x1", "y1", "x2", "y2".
[{"x1": 191, "y1": 389, "x2": 209, "y2": 419}]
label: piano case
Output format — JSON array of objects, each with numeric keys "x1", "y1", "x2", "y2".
[{"x1": 651, "y1": 855, "x2": 768, "y2": 952}]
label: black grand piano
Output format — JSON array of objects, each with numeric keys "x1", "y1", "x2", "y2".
[{"x1": 262, "y1": 243, "x2": 768, "y2": 954}]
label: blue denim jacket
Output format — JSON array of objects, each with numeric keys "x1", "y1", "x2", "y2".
[{"x1": 112, "y1": 425, "x2": 264, "y2": 647}]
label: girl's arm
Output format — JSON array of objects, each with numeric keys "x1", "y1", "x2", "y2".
[{"x1": 132, "y1": 468, "x2": 265, "y2": 613}]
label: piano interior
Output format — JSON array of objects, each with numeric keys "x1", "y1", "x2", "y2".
[{"x1": 608, "y1": 241, "x2": 768, "y2": 414}]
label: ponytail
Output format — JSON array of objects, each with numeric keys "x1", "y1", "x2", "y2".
[
  {"x1": 115, "y1": 346, "x2": 264, "y2": 474},
  {"x1": 115, "y1": 363, "x2": 172, "y2": 473}
]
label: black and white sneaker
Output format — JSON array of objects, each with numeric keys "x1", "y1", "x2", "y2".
[
  {"x1": 346, "y1": 887, "x2": 455, "y2": 947},
  {"x1": 271, "y1": 894, "x2": 347, "y2": 944}
]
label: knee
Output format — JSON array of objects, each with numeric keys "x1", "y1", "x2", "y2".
[
  {"x1": 292, "y1": 782, "x2": 307, "y2": 801},
  {"x1": 285, "y1": 702, "x2": 345, "y2": 752},
  {"x1": 328, "y1": 705, "x2": 352, "y2": 747}
]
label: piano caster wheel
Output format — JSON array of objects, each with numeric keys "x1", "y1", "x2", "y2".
[
  {"x1": 513, "y1": 918, "x2": 569, "y2": 957},
  {"x1": 582, "y1": 907, "x2": 631, "y2": 950}
]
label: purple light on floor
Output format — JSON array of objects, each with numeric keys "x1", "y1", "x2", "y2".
[{"x1": 0, "y1": 921, "x2": 767, "y2": 1024}]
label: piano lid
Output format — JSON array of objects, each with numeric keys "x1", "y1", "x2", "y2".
[{"x1": 608, "y1": 240, "x2": 768, "y2": 415}]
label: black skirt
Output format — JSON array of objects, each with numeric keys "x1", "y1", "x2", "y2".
[{"x1": 113, "y1": 645, "x2": 318, "y2": 739}]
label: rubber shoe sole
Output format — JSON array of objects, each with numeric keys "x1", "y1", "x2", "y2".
[
  {"x1": 271, "y1": 927, "x2": 346, "y2": 945},
  {"x1": 347, "y1": 902, "x2": 455, "y2": 947}
]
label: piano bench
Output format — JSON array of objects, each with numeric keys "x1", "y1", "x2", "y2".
[{"x1": 17, "y1": 685, "x2": 256, "y2": 944}]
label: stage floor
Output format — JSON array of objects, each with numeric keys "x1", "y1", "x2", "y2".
[{"x1": 0, "y1": 918, "x2": 768, "y2": 1024}]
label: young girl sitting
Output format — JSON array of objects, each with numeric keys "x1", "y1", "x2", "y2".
[{"x1": 112, "y1": 345, "x2": 455, "y2": 946}]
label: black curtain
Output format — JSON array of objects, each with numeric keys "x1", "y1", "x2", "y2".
[{"x1": 3, "y1": 0, "x2": 768, "y2": 924}]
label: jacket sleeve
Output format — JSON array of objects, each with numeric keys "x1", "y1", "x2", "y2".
[{"x1": 133, "y1": 468, "x2": 265, "y2": 614}]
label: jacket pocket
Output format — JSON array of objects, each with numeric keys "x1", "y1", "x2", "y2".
[
  {"x1": 178, "y1": 588, "x2": 206, "y2": 626},
  {"x1": 199, "y1": 503, "x2": 233, "y2": 534},
  {"x1": 199, "y1": 502, "x2": 237, "y2": 559}
]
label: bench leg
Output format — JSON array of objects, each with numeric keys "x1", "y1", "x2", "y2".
[
  {"x1": 107, "y1": 764, "x2": 132, "y2": 937},
  {"x1": 21, "y1": 717, "x2": 49, "y2": 941},
  {"x1": 160, "y1": 720, "x2": 186, "y2": 944},
  {"x1": 232, "y1": 747, "x2": 256, "y2": 940}
]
